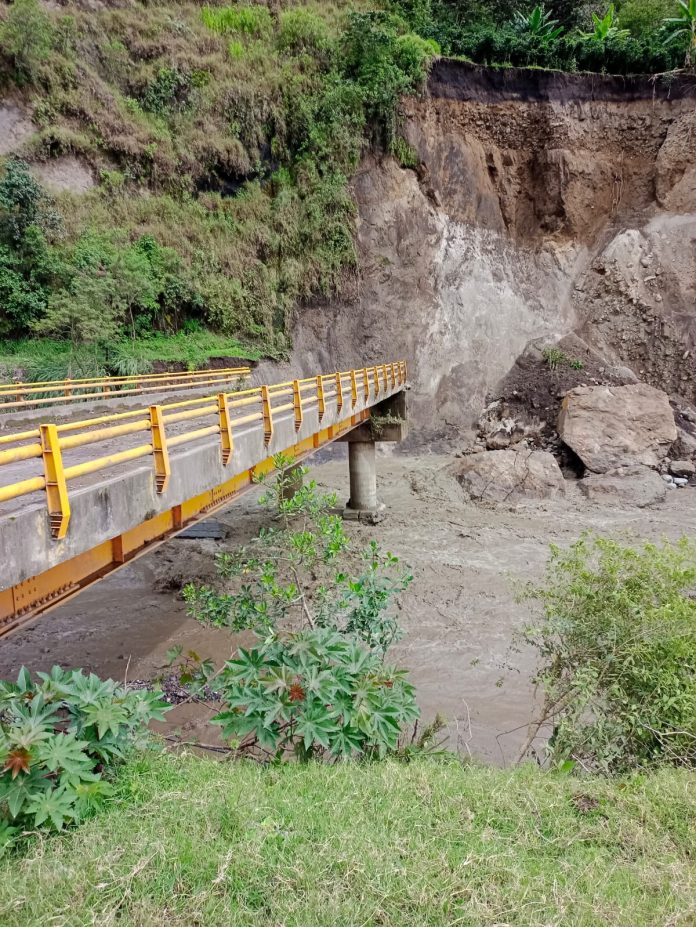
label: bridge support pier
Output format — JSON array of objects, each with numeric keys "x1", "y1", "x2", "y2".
[
  {"x1": 341, "y1": 390, "x2": 408, "y2": 520},
  {"x1": 346, "y1": 441, "x2": 380, "y2": 515}
]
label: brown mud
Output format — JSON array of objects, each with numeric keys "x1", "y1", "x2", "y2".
[{"x1": 2, "y1": 452, "x2": 696, "y2": 764}]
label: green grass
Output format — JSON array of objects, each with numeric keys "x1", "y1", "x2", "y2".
[
  {"x1": 112, "y1": 331, "x2": 264, "y2": 367},
  {"x1": 0, "y1": 333, "x2": 262, "y2": 383},
  {"x1": 1, "y1": 753, "x2": 694, "y2": 926}
]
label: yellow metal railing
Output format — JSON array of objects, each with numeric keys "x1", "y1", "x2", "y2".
[
  {"x1": 0, "y1": 361, "x2": 406, "y2": 540},
  {"x1": 0, "y1": 365, "x2": 252, "y2": 411}
]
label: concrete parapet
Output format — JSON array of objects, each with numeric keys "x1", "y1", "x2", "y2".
[{"x1": 0, "y1": 381, "x2": 406, "y2": 591}]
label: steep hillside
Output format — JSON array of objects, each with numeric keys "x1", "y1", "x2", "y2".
[
  {"x1": 0, "y1": 0, "x2": 435, "y2": 374},
  {"x1": 0, "y1": 0, "x2": 696, "y2": 384}
]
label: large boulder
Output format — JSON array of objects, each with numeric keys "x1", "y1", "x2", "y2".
[
  {"x1": 452, "y1": 449, "x2": 565, "y2": 504},
  {"x1": 578, "y1": 466, "x2": 667, "y2": 508},
  {"x1": 558, "y1": 383, "x2": 676, "y2": 473}
]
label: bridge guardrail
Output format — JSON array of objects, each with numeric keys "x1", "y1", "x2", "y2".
[
  {"x1": 0, "y1": 361, "x2": 406, "y2": 540},
  {"x1": 0, "y1": 365, "x2": 252, "y2": 411}
]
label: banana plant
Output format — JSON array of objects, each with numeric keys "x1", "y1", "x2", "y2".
[
  {"x1": 662, "y1": 0, "x2": 696, "y2": 67},
  {"x1": 579, "y1": 4, "x2": 630, "y2": 42},
  {"x1": 514, "y1": 5, "x2": 564, "y2": 40}
]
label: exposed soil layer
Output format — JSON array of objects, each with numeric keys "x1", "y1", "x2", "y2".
[
  {"x1": 3, "y1": 453, "x2": 696, "y2": 765},
  {"x1": 429, "y1": 61, "x2": 696, "y2": 104},
  {"x1": 288, "y1": 62, "x2": 696, "y2": 444},
  {"x1": 475, "y1": 333, "x2": 639, "y2": 461}
]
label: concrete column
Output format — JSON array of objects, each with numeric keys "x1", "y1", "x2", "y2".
[{"x1": 347, "y1": 441, "x2": 378, "y2": 511}]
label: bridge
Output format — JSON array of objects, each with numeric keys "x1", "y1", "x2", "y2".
[{"x1": 0, "y1": 361, "x2": 407, "y2": 637}]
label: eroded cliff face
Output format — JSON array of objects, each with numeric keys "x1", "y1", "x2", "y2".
[{"x1": 290, "y1": 63, "x2": 696, "y2": 443}]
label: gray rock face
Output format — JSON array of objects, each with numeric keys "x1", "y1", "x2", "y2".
[
  {"x1": 558, "y1": 383, "x2": 677, "y2": 473},
  {"x1": 674, "y1": 428, "x2": 696, "y2": 459},
  {"x1": 0, "y1": 103, "x2": 34, "y2": 156},
  {"x1": 579, "y1": 466, "x2": 667, "y2": 508},
  {"x1": 670, "y1": 459, "x2": 696, "y2": 478},
  {"x1": 452, "y1": 449, "x2": 565, "y2": 504}
]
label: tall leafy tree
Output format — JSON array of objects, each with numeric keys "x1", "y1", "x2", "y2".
[{"x1": 662, "y1": 0, "x2": 696, "y2": 65}]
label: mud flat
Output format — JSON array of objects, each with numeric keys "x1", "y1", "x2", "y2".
[{"x1": 2, "y1": 452, "x2": 695, "y2": 764}]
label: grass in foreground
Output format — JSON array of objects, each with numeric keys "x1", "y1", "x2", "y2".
[{"x1": 0, "y1": 753, "x2": 694, "y2": 927}]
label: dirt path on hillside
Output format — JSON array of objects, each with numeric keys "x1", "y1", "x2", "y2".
[{"x1": 2, "y1": 450, "x2": 696, "y2": 765}]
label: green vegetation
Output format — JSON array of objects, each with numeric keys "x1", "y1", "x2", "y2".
[
  {"x1": 392, "y1": 0, "x2": 689, "y2": 73},
  {"x1": 663, "y1": 0, "x2": 696, "y2": 66},
  {"x1": 541, "y1": 345, "x2": 583, "y2": 369},
  {"x1": 0, "y1": 331, "x2": 259, "y2": 382},
  {"x1": 0, "y1": 0, "x2": 437, "y2": 371},
  {"x1": 514, "y1": 5, "x2": 564, "y2": 40},
  {"x1": 183, "y1": 456, "x2": 418, "y2": 759},
  {"x1": 1, "y1": 0, "x2": 690, "y2": 378},
  {"x1": 1, "y1": 753, "x2": 694, "y2": 926},
  {"x1": 522, "y1": 536, "x2": 696, "y2": 773},
  {"x1": 0, "y1": 667, "x2": 166, "y2": 840}
]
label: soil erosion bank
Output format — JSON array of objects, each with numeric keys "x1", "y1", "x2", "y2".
[{"x1": 278, "y1": 63, "x2": 696, "y2": 446}]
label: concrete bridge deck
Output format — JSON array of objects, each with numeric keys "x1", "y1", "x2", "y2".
[{"x1": 0, "y1": 362, "x2": 407, "y2": 635}]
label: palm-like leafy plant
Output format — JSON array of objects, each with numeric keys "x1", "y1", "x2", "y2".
[
  {"x1": 663, "y1": 0, "x2": 696, "y2": 67},
  {"x1": 580, "y1": 4, "x2": 630, "y2": 42},
  {"x1": 514, "y1": 5, "x2": 564, "y2": 39}
]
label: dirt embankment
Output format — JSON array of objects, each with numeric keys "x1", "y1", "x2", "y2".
[{"x1": 288, "y1": 63, "x2": 696, "y2": 445}]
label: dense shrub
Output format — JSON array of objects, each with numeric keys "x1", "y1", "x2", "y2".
[
  {"x1": 619, "y1": 0, "x2": 674, "y2": 35},
  {"x1": 141, "y1": 67, "x2": 196, "y2": 116},
  {"x1": 392, "y1": 0, "x2": 686, "y2": 70},
  {"x1": 0, "y1": 0, "x2": 53, "y2": 85},
  {"x1": 183, "y1": 456, "x2": 419, "y2": 759},
  {"x1": 341, "y1": 12, "x2": 439, "y2": 144},
  {"x1": 214, "y1": 629, "x2": 419, "y2": 759},
  {"x1": 522, "y1": 536, "x2": 696, "y2": 774},
  {"x1": 277, "y1": 9, "x2": 333, "y2": 59},
  {"x1": 0, "y1": 157, "x2": 61, "y2": 243},
  {"x1": 0, "y1": 667, "x2": 166, "y2": 843},
  {"x1": 433, "y1": 19, "x2": 681, "y2": 70}
]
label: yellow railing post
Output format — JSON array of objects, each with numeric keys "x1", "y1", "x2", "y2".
[
  {"x1": 149, "y1": 405, "x2": 170, "y2": 493},
  {"x1": 64, "y1": 378, "x2": 72, "y2": 398},
  {"x1": 218, "y1": 393, "x2": 234, "y2": 465},
  {"x1": 0, "y1": 362, "x2": 407, "y2": 518},
  {"x1": 261, "y1": 385, "x2": 273, "y2": 446},
  {"x1": 316, "y1": 375, "x2": 325, "y2": 421},
  {"x1": 293, "y1": 379, "x2": 303, "y2": 431},
  {"x1": 40, "y1": 423, "x2": 70, "y2": 540}
]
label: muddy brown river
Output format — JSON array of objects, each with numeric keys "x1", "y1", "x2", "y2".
[{"x1": 2, "y1": 452, "x2": 695, "y2": 765}]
